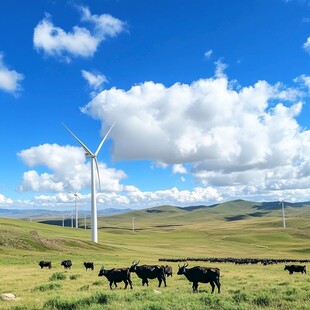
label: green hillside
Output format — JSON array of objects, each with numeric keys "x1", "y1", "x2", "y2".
[
  {"x1": 0, "y1": 200, "x2": 309, "y2": 309},
  {"x1": 10, "y1": 199, "x2": 307, "y2": 260}
]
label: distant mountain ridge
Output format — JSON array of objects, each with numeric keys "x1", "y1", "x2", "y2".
[
  {"x1": 0, "y1": 207, "x2": 132, "y2": 219},
  {"x1": 1, "y1": 199, "x2": 309, "y2": 220},
  {"x1": 185, "y1": 199, "x2": 310, "y2": 212}
]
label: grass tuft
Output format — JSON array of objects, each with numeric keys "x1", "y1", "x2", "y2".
[
  {"x1": 69, "y1": 274, "x2": 80, "y2": 280},
  {"x1": 32, "y1": 282, "x2": 62, "y2": 292},
  {"x1": 44, "y1": 292, "x2": 109, "y2": 310},
  {"x1": 252, "y1": 293, "x2": 271, "y2": 307},
  {"x1": 49, "y1": 272, "x2": 67, "y2": 281},
  {"x1": 78, "y1": 284, "x2": 89, "y2": 291},
  {"x1": 232, "y1": 290, "x2": 249, "y2": 303},
  {"x1": 43, "y1": 296, "x2": 76, "y2": 310}
]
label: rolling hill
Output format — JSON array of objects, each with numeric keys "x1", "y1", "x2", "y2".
[{"x1": 0, "y1": 199, "x2": 309, "y2": 265}]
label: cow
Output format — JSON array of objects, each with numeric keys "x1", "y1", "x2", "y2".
[
  {"x1": 284, "y1": 265, "x2": 306, "y2": 274},
  {"x1": 98, "y1": 266, "x2": 133, "y2": 289},
  {"x1": 177, "y1": 262, "x2": 221, "y2": 293},
  {"x1": 39, "y1": 261, "x2": 51, "y2": 269},
  {"x1": 83, "y1": 261, "x2": 94, "y2": 271},
  {"x1": 61, "y1": 260, "x2": 72, "y2": 269},
  {"x1": 163, "y1": 265, "x2": 173, "y2": 277},
  {"x1": 130, "y1": 260, "x2": 167, "y2": 287}
]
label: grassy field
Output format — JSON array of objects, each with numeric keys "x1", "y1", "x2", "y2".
[{"x1": 0, "y1": 200, "x2": 309, "y2": 309}]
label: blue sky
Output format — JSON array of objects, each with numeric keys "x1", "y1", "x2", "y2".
[{"x1": 1, "y1": 0, "x2": 310, "y2": 212}]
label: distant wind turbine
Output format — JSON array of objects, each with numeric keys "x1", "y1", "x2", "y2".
[
  {"x1": 63, "y1": 123, "x2": 115, "y2": 243},
  {"x1": 73, "y1": 193, "x2": 79, "y2": 228},
  {"x1": 279, "y1": 200, "x2": 286, "y2": 229}
]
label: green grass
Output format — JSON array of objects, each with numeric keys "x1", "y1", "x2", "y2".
[
  {"x1": 0, "y1": 200, "x2": 310, "y2": 309},
  {"x1": 49, "y1": 272, "x2": 67, "y2": 281}
]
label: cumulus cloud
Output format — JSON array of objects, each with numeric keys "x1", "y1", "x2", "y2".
[
  {"x1": 78, "y1": 6, "x2": 125, "y2": 39},
  {"x1": 214, "y1": 59, "x2": 228, "y2": 78},
  {"x1": 303, "y1": 37, "x2": 310, "y2": 54},
  {"x1": 17, "y1": 184, "x2": 222, "y2": 209},
  {"x1": 81, "y1": 69, "x2": 107, "y2": 94},
  {"x1": 0, "y1": 194, "x2": 13, "y2": 205},
  {"x1": 33, "y1": 7, "x2": 125, "y2": 62},
  {"x1": 18, "y1": 143, "x2": 126, "y2": 193},
  {"x1": 15, "y1": 69, "x2": 310, "y2": 207},
  {"x1": 96, "y1": 185, "x2": 222, "y2": 208},
  {"x1": 0, "y1": 53, "x2": 24, "y2": 94},
  {"x1": 294, "y1": 74, "x2": 310, "y2": 92},
  {"x1": 81, "y1": 73, "x2": 310, "y2": 201},
  {"x1": 172, "y1": 164, "x2": 187, "y2": 174}
]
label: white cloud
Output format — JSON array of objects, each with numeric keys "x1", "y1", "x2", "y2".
[
  {"x1": 303, "y1": 37, "x2": 310, "y2": 54},
  {"x1": 172, "y1": 164, "x2": 187, "y2": 174},
  {"x1": 79, "y1": 6, "x2": 125, "y2": 39},
  {"x1": 0, "y1": 53, "x2": 24, "y2": 94},
  {"x1": 294, "y1": 74, "x2": 310, "y2": 92},
  {"x1": 214, "y1": 59, "x2": 228, "y2": 78},
  {"x1": 33, "y1": 7, "x2": 125, "y2": 62},
  {"x1": 204, "y1": 50, "x2": 213, "y2": 60},
  {"x1": 14, "y1": 69, "x2": 310, "y2": 208},
  {"x1": 96, "y1": 185, "x2": 223, "y2": 207},
  {"x1": 18, "y1": 143, "x2": 126, "y2": 193},
  {"x1": 0, "y1": 194, "x2": 13, "y2": 205},
  {"x1": 13, "y1": 184, "x2": 222, "y2": 209},
  {"x1": 81, "y1": 69, "x2": 107, "y2": 93},
  {"x1": 81, "y1": 73, "x2": 310, "y2": 201},
  {"x1": 8, "y1": 180, "x2": 310, "y2": 209}
]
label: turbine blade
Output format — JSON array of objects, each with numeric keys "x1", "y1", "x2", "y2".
[
  {"x1": 95, "y1": 123, "x2": 115, "y2": 156},
  {"x1": 94, "y1": 158, "x2": 102, "y2": 191},
  {"x1": 62, "y1": 123, "x2": 94, "y2": 155}
]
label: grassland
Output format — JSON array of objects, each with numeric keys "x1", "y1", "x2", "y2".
[{"x1": 0, "y1": 200, "x2": 309, "y2": 309}]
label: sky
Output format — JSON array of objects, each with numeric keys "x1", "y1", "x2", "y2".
[{"x1": 1, "y1": 0, "x2": 310, "y2": 213}]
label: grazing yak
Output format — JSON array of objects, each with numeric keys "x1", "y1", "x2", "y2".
[
  {"x1": 177, "y1": 263, "x2": 221, "y2": 293},
  {"x1": 163, "y1": 265, "x2": 173, "y2": 277},
  {"x1": 39, "y1": 261, "x2": 51, "y2": 269},
  {"x1": 98, "y1": 266, "x2": 133, "y2": 289},
  {"x1": 83, "y1": 261, "x2": 94, "y2": 271},
  {"x1": 61, "y1": 260, "x2": 72, "y2": 269},
  {"x1": 130, "y1": 260, "x2": 167, "y2": 287},
  {"x1": 284, "y1": 265, "x2": 306, "y2": 275}
]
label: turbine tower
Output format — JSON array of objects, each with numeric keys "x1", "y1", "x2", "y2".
[
  {"x1": 280, "y1": 200, "x2": 286, "y2": 229},
  {"x1": 74, "y1": 193, "x2": 79, "y2": 228},
  {"x1": 63, "y1": 123, "x2": 115, "y2": 243}
]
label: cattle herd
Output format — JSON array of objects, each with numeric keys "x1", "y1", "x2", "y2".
[{"x1": 38, "y1": 257, "x2": 307, "y2": 293}]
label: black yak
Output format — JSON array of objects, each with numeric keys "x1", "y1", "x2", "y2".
[
  {"x1": 61, "y1": 260, "x2": 72, "y2": 269},
  {"x1": 130, "y1": 260, "x2": 167, "y2": 287},
  {"x1": 39, "y1": 261, "x2": 51, "y2": 269},
  {"x1": 177, "y1": 262, "x2": 221, "y2": 293},
  {"x1": 284, "y1": 265, "x2": 306, "y2": 274},
  {"x1": 98, "y1": 266, "x2": 133, "y2": 289}
]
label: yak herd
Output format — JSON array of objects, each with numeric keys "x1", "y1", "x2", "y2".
[{"x1": 38, "y1": 256, "x2": 307, "y2": 293}]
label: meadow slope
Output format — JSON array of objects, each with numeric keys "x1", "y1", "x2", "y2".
[{"x1": 0, "y1": 200, "x2": 309, "y2": 309}]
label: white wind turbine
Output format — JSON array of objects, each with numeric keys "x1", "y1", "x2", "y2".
[
  {"x1": 73, "y1": 193, "x2": 80, "y2": 229},
  {"x1": 279, "y1": 200, "x2": 286, "y2": 229},
  {"x1": 63, "y1": 123, "x2": 115, "y2": 243}
]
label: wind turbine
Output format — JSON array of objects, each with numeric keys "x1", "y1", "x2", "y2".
[
  {"x1": 279, "y1": 200, "x2": 286, "y2": 229},
  {"x1": 63, "y1": 123, "x2": 115, "y2": 243},
  {"x1": 73, "y1": 193, "x2": 79, "y2": 228}
]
